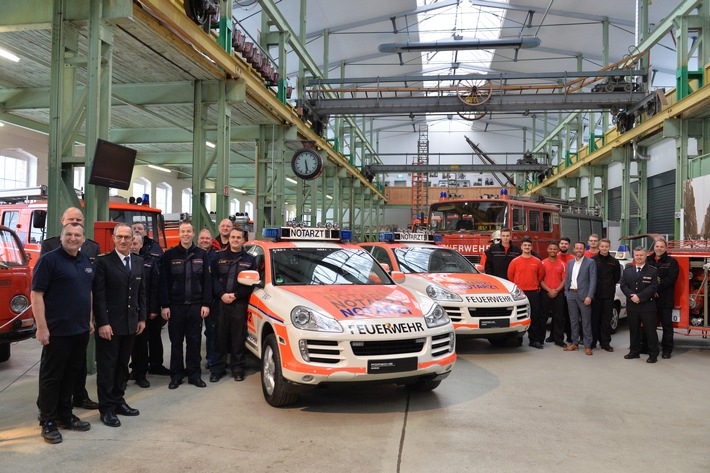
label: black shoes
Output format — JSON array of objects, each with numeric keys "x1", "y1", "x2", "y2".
[
  {"x1": 116, "y1": 403, "x2": 140, "y2": 416},
  {"x1": 73, "y1": 398, "x2": 99, "y2": 410},
  {"x1": 56, "y1": 415, "x2": 91, "y2": 431},
  {"x1": 233, "y1": 373, "x2": 245, "y2": 382},
  {"x1": 101, "y1": 412, "x2": 121, "y2": 428},
  {"x1": 624, "y1": 353, "x2": 640, "y2": 359},
  {"x1": 545, "y1": 336, "x2": 554, "y2": 343},
  {"x1": 189, "y1": 378, "x2": 207, "y2": 388},
  {"x1": 135, "y1": 378, "x2": 151, "y2": 388},
  {"x1": 529, "y1": 341, "x2": 544, "y2": 349},
  {"x1": 41, "y1": 421, "x2": 63, "y2": 444},
  {"x1": 554, "y1": 341, "x2": 566, "y2": 348},
  {"x1": 149, "y1": 365, "x2": 171, "y2": 376},
  {"x1": 662, "y1": 352, "x2": 672, "y2": 359},
  {"x1": 168, "y1": 378, "x2": 183, "y2": 390},
  {"x1": 647, "y1": 356, "x2": 658, "y2": 363},
  {"x1": 210, "y1": 372, "x2": 225, "y2": 383},
  {"x1": 601, "y1": 346, "x2": 614, "y2": 352}
]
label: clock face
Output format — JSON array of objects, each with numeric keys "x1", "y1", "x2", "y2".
[{"x1": 291, "y1": 149, "x2": 324, "y2": 180}]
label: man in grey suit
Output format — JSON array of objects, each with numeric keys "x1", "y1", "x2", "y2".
[{"x1": 563, "y1": 242, "x2": 597, "y2": 355}]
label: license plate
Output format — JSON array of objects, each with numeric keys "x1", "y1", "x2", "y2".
[
  {"x1": 480, "y1": 318, "x2": 510, "y2": 328},
  {"x1": 367, "y1": 357, "x2": 418, "y2": 374}
]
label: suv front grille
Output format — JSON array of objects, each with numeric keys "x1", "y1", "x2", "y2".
[{"x1": 351, "y1": 338, "x2": 424, "y2": 356}]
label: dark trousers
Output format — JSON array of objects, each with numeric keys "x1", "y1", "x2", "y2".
[
  {"x1": 628, "y1": 309, "x2": 659, "y2": 356},
  {"x1": 525, "y1": 290, "x2": 544, "y2": 344},
  {"x1": 211, "y1": 301, "x2": 248, "y2": 376},
  {"x1": 72, "y1": 334, "x2": 91, "y2": 403},
  {"x1": 96, "y1": 333, "x2": 135, "y2": 414},
  {"x1": 168, "y1": 304, "x2": 203, "y2": 382},
  {"x1": 204, "y1": 301, "x2": 218, "y2": 366},
  {"x1": 38, "y1": 332, "x2": 89, "y2": 423},
  {"x1": 658, "y1": 306, "x2": 674, "y2": 354},
  {"x1": 591, "y1": 297, "x2": 614, "y2": 348},
  {"x1": 130, "y1": 316, "x2": 167, "y2": 378},
  {"x1": 540, "y1": 292, "x2": 565, "y2": 344}
]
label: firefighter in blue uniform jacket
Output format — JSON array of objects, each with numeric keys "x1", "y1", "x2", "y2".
[
  {"x1": 620, "y1": 246, "x2": 660, "y2": 363},
  {"x1": 159, "y1": 221, "x2": 212, "y2": 389},
  {"x1": 209, "y1": 228, "x2": 257, "y2": 382}
]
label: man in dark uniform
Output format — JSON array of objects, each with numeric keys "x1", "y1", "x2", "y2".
[
  {"x1": 647, "y1": 238, "x2": 679, "y2": 359},
  {"x1": 129, "y1": 233, "x2": 167, "y2": 386},
  {"x1": 31, "y1": 222, "x2": 94, "y2": 444},
  {"x1": 132, "y1": 222, "x2": 164, "y2": 261},
  {"x1": 210, "y1": 228, "x2": 257, "y2": 382},
  {"x1": 40, "y1": 207, "x2": 99, "y2": 411},
  {"x1": 591, "y1": 238, "x2": 621, "y2": 351},
  {"x1": 484, "y1": 228, "x2": 521, "y2": 279},
  {"x1": 620, "y1": 246, "x2": 660, "y2": 363},
  {"x1": 93, "y1": 223, "x2": 146, "y2": 428},
  {"x1": 198, "y1": 228, "x2": 218, "y2": 369},
  {"x1": 160, "y1": 221, "x2": 212, "y2": 389}
]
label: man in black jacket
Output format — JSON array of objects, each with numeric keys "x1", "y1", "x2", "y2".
[
  {"x1": 160, "y1": 221, "x2": 212, "y2": 389},
  {"x1": 132, "y1": 222, "x2": 163, "y2": 261},
  {"x1": 620, "y1": 246, "x2": 660, "y2": 363},
  {"x1": 128, "y1": 233, "x2": 165, "y2": 387},
  {"x1": 591, "y1": 238, "x2": 621, "y2": 351},
  {"x1": 210, "y1": 228, "x2": 257, "y2": 382},
  {"x1": 484, "y1": 229, "x2": 521, "y2": 279},
  {"x1": 93, "y1": 223, "x2": 146, "y2": 427},
  {"x1": 647, "y1": 238, "x2": 679, "y2": 359}
]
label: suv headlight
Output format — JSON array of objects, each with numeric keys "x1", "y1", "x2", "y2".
[
  {"x1": 510, "y1": 285, "x2": 527, "y2": 301},
  {"x1": 426, "y1": 285, "x2": 462, "y2": 302},
  {"x1": 423, "y1": 303, "x2": 450, "y2": 328},
  {"x1": 291, "y1": 306, "x2": 343, "y2": 333}
]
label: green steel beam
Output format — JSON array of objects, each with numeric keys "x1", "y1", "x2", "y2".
[{"x1": 0, "y1": 0, "x2": 132, "y2": 31}]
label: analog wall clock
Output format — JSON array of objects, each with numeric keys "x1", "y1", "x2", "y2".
[{"x1": 291, "y1": 149, "x2": 324, "y2": 180}]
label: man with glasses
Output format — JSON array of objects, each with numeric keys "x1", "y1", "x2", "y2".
[
  {"x1": 93, "y1": 224, "x2": 146, "y2": 427},
  {"x1": 584, "y1": 234, "x2": 600, "y2": 258}
]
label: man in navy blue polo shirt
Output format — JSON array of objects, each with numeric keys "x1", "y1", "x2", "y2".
[{"x1": 31, "y1": 222, "x2": 95, "y2": 444}]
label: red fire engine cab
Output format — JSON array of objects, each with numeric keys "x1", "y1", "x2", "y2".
[{"x1": 428, "y1": 189, "x2": 602, "y2": 265}]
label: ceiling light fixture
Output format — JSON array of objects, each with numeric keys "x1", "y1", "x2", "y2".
[
  {"x1": 206, "y1": 141, "x2": 216, "y2": 148},
  {"x1": 233, "y1": 187, "x2": 247, "y2": 194},
  {"x1": 148, "y1": 164, "x2": 171, "y2": 173},
  {"x1": 0, "y1": 47, "x2": 20, "y2": 63},
  {"x1": 378, "y1": 37, "x2": 541, "y2": 54},
  {"x1": 286, "y1": 177, "x2": 297, "y2": 184}
]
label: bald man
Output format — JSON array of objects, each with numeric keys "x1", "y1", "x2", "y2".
[{"x1": 211, "y1": 218, "x2": 233, "y2": 252}]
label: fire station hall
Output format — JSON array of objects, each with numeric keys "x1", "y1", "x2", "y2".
[{"x1": 2, "y1": 1, "x2": 710, "y2": 472}]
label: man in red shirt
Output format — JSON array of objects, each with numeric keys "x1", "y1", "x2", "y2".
[
  {"x1": 508, "y1": 237, "x2": 545, "y2": 348},
  {"x1": 584, "y1": 234, "x2": 600, "y2": 258},
  {"x1": 540, "y1": 242, "x2": 567, "y2": 347}
]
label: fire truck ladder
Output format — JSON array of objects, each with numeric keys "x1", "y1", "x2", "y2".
[{"x1": 411, "y1": 125, "x2": 429, "y2": 226}]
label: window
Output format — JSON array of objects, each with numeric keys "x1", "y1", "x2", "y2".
[
  {"x1": 0, "y1": 149, "x2": 37, "y2": 189},
  {"x1": 542, "y1": 212, "x2": 553, "y2": 232},
  {"x1": 529, "y1": 210, "x2": 540, "y2": 232},
  {"x1": 156, "y1": 182, "x2": 172, "y2": 213},
  {"x1": 29, "y1": 210, "x2": 47, "y2": 244},
  {"x1": 2, "y1": 211, "x2": 19, "y2": 229},
  {"x1": 512, "y1": 206, "x2": 526, "y2": 231},
  {"x1": 181, "y1": 188, "x2": 192, "y2": 214},
  {"x1": 244, "y1": 201, "x2": 254, "y2": 219},
  {"x1": 74, "y1": 167, "x2": 85, "y2": 192},
  {"x1": 204, "y1": 193, "x2": 212, "y2": 213},
  {"x1": 230, "y1": 198, "x2": 240, "y2": 215},
  {"x1": 133, "y1": 177, "x2": 151, "y2": 202}
]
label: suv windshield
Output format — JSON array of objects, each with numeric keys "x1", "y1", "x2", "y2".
[
  {"x1": 393, "y1": 247, "x2": 477, "y2": 274},
  {"x1": 270, "y1": 247, "x2": 391, "y2": 286}
]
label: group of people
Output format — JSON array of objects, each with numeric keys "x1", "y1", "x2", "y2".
[
  {"x1": 484, "y1": 229, "x2": 679, "y2": 362},
  {"x1": 32, "y1": 209, "x2": 256, "y2": 444}
]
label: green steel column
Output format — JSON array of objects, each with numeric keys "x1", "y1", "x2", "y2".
[
  {"x1": 192, "y1": 81, "x2": 209, "y2": 234},
  {"x1": 215, "y1": 81, "x2": 231, "y2": 221},
  {"x1": 601, "y1": 19, "x2": 609, "y2": 132},
  {"x1": 48, "y1": 0, "x2": 76, "y2": 236},
  {"x1": 674, "y1": 119, "x2": 690, "y2": 239},
  {"x1": 217, "y1": 0, "x2": 233, "y2": 52},
  {"x1": 256, "y1": 128, "x2": 270, "y2": 230}
]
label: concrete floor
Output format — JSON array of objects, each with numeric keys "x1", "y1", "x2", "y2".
[{"x1": 1, "y1": 325, "x2": 709, "y2": 473}]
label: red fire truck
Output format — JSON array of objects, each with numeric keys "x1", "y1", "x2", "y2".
[
  {"x1": 0, "y1": 186, "x2": 167, "y2": 267},
  {"x1": 428, "y1": 190, "x2": 602, "y2": 265}
]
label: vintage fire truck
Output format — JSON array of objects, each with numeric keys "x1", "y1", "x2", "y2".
[
  {"x1": 0, "y1": 186, "x2": 167, "y2": 267},
  {"x1": 428, "y1": 189, "x2": 602, "y2": 265}
]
